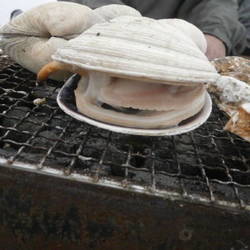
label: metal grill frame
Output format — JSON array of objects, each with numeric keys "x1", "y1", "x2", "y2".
[
  {"x1": 0, "y1": 59, "x2": 249, "y2": 214},
  {"x1": 1, "y1": 58, "x2": 250, "y2": 249}
]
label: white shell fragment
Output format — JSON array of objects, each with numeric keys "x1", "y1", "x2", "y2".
[
  {"x1": 33, "y1": 98, "x2": 46, "y2": 105},
  {"x1": 212, "y1": 76, "x2": 250, "y2": 104}
]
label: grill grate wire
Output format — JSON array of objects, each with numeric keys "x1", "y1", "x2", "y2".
[{"x1": 0, "y1": 61, "x2": 250, "y2": 211}]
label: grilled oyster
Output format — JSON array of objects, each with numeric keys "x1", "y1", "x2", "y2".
[{"x1": 37, "y1": 16, "x2": 218, "y2": 129}]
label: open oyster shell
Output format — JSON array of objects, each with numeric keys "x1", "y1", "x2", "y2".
[{"x1": 38, "y1": 16, "x2": 218, "y2": 130}]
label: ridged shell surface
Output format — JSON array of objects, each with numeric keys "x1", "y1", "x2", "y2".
[
  {"x1": 0, "y1": 2, "x2": 102, "y2": 79},
  {"x1": 0, "y1": 2, "x2": 101, "y2": 39},
  {"x1": 53, "y1": 16, "x2": 219, "y2": 85},
  {"x1": 158, "y1": 19, "x2": 207, "y2": 53}
]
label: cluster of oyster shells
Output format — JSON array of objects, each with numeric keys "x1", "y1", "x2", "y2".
[{"x1": 210, "y1": 57, "x2": 250, "y2": 142}]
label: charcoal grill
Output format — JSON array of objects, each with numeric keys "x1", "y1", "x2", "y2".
[{"x1": 0, "y1": 54, "x2": 250, "y2": 250}]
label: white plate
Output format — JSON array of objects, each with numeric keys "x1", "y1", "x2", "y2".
[{"x1": 57, "y1": 74, "x2": 212, "y2": 136}]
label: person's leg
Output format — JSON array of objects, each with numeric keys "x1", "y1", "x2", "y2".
[{"x1": 238, "y1": 0, "x2": 250, "y2": 55}]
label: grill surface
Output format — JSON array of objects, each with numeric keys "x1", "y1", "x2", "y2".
[{"x1": 0, "y1": 57, "x2": 249, "y2": 212}]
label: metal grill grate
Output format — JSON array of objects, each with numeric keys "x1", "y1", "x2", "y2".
[{"x1": 0, "y1": 61, "x2": 250, "y2": 212}]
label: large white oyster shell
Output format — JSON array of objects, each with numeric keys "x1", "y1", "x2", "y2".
[
  {"x1": 0, "y1": 3, "x2": 143, "y2": 81},
  {"x1": 0, "y1": 2, "x2": 102, "y2": 80},
  {"x1": 53, "y1": 16, "x2": 218, "y2": 85},
  {"x1": 0, "y1": 2, "x2": 101, "y2": 38},
  {"x1": 41, "y1": 16, "x2": 218, "y2": 129},
  {"x1": 0, "y1": 2, "x2": 103, "y2": 80}
]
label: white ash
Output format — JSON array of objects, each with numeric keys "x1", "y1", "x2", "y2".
[{"x1": 211, "y1": 76, "x2": 250, "y2": 104}]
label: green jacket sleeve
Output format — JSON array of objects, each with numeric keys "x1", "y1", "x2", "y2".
[{"x1": 176, "y1": 0, "x2": 247, "y2": 55}]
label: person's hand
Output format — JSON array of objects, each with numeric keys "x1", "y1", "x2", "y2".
[{"x1": 204, "y1": 34, "x2": 226, "y2": 60}]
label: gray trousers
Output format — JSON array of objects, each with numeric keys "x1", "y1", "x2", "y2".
[{"x1": 239, "y1": 0, "x2": 250, "y2": 54}]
